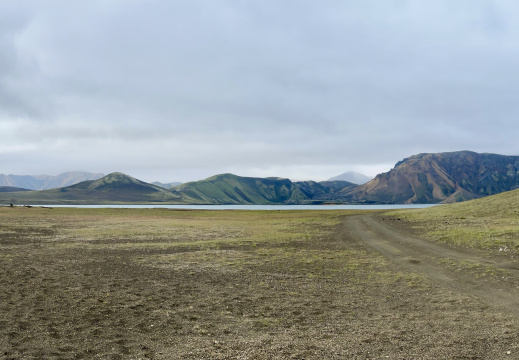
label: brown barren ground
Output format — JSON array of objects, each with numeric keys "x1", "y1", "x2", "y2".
[{"x1": 0, "y1": 207, "x2": 518, "y2": 359}]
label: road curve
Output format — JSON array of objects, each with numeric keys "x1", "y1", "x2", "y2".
[{"x1": 345, "y1": 214, "x2": 519, "y2": 313}]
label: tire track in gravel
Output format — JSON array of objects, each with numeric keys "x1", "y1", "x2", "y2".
[{"x1": 346, "y1": 214, "x2": 519, "y2": 314}]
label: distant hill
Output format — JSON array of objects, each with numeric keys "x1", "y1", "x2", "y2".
[
  {"x1": 342, "y1": 151, "x2": 519, "y2": 204},
  {"x1": 0, "y1": 186, "x2": 32, "y2": 193},
  {"x1": 152, "y1": 181, "x2": 182, "y2": 189},
  {"x1": 5, "y1": 173, "x2": 183, "y2": 205},
  {"x1": 0, "y1": 171, "x2": 104, "y2": 190},
  {"x1": 328, "y1": 171, "x2": 372, "y2": 184}
]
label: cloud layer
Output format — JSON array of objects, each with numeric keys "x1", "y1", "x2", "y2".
[{"x1": 1, "y1": 1, "x2": 519, "y2": 182}]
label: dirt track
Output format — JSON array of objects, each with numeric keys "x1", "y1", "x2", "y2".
[{"x1": 348, "y1": 214, "x2": 519, "y2": 314}]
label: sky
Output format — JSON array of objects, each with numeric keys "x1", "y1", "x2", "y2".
[{"x1": 1, "y1": 1, "x2": 519, "y2": 183}]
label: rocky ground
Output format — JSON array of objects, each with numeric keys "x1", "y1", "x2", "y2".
[{"x1": 0, "y1": 207, "x2": 517, "y2": 359}]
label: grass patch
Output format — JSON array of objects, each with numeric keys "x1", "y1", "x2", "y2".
[
  {"x1": 386, "y1": 189, "x2": 519, "y2": 252},
  {"x1": 438, "y1": 258, "x2": 508, "y2": 278},
  {"x1": 0, "y1": 207, "x2": 425, "y2": 291}
]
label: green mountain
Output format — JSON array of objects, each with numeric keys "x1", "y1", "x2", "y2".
[
  {"x1": 172, "y1": 173, "x2": 311, "y2": 204},
  {"x1": 5, "y1": 172, "x2": 183, "y2": 205},
  {"x1": 342, "y1": 151, "x2": 519, "y2": 204},
  {"x1": 172, "y1": 174, "x2": 359, "y2": 205}
]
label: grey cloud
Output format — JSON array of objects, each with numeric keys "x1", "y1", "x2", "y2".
[
  {"x1": 1, "y1": 1, "x2": 519, "y2": 181},
  {"x1": 0, "y1": 3, "x2": 50, "y2": 118}
]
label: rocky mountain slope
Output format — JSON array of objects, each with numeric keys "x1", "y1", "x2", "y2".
[{"x1": 342, "y1": 151, "x2": 519, "y2": 204}]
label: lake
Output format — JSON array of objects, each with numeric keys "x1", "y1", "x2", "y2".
[{"x1": 35, "y1": 204, "x2": 438, "y2": 210}]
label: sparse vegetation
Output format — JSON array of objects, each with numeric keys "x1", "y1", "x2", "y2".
[
  {"x1": 438, "y1": 258, "x2": 508, "y2": 279},
  {"x1": 387, "y1": 188, "x2": 519, "y2": 252},
  {"x1": 0, "y1": 207, "x2": 518, "y2": 359}
]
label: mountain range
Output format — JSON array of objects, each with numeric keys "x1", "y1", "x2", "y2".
[
  {"x1": 3, "y1": 151, "x2": 519, "y2": 205},
  {"x1": 2, "y1": 173, "x2": 355, "y2": 205},
  {"x1": 0, "y1": 171, "x2": 105, "y2": 190}
]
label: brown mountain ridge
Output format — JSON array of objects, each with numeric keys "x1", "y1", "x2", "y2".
[{"x1": 342, "y1": 151, "x2": 519, "y2": 204}]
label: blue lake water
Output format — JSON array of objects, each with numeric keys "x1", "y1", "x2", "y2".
[{"x1": 38, "y1": 204, "x2": 438, "y2": 210}]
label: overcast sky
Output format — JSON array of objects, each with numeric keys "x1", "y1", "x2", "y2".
[{"x1": 1, "y1": 1, "x2": 519, "y2": 183}]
